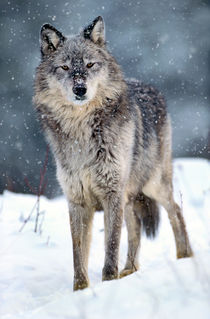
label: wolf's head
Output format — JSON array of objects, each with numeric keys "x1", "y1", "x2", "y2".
[{"x1": 36, "y1": 17, "x2": 125, "y2": 107}]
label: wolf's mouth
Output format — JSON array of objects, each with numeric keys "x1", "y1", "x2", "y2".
[{"x1": 75, "y1": 95, "x2": 86, "y2": 101}]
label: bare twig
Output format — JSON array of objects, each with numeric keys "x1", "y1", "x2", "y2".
[
  {"x1": 34, "y1": 195, "x2": 40, "y2": 232},
  {"x1": 24, "y1": 177, "x2": 36, "y2": 194},
  {"x1": 21, "y1": 145, "x2": 49, "y2": 233},
  {"x1": 19, "y1": 199, "x2": 38, "y2": 232},
  {"x1": 38, "y1": 146, "x2": 49, "y2": 196},
  {"x1": 46, "y1": 236, "x2": 50, "y2": 246},
  {"x1": 179, "y1": 191, "x2": 184, "y2": 214},
  {"x1": 6, "y1": 175, "x2": 14, "y2": 192},
  {"x1": 38, "y1": 210, "x2": 46, "y2": 235}
]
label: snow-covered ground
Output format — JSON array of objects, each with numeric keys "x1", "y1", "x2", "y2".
[{"x1": 0, "y1": 158, "x2": 210, "y2": 319}]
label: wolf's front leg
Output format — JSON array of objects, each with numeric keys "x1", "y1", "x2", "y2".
[
  {"x1": 69, "y1": 202, "x2": 94, "y2": 291},
  {"x1": 102, "y1": 193, "x2": 123, "y2": 281}
]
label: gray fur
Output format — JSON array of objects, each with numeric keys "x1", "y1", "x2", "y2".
[{"x1": 34, "y1": 16, "x2": 193, "y2": 290}]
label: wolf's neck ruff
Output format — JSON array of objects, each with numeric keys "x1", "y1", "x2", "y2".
[{"x1": 34, "y1": 89, "x2": 127, "y2": 140}]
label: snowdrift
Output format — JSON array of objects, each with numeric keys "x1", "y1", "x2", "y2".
[{"x1": 0, "y1": 158, "x2": 210, "y2": 319}]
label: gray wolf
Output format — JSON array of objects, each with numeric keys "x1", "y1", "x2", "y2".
[{"x1": 34, "y1": 16, "x2": 193, "y2": 290}]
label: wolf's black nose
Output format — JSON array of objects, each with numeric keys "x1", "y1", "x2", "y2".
[{"x1": 73, "y1": 86, "x2": 87, "y2": 97}]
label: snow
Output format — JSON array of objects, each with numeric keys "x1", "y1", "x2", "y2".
[{"x1": 0, "y1": 158, "x2": 210, "y2": 319}]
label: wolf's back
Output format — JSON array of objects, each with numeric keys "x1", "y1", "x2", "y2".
[{"x1": 126, "y1": 79, "x2": 167, "y2": 143}]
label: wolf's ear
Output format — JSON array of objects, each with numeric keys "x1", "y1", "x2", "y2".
[
  {"x1": 83, "y1": 16, "x2": 105, "y2": 46},
  {"x1": 40, "y1": 24, "x2": 66, "y2": 56}
]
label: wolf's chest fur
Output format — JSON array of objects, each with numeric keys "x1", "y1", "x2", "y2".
[{"x1": 42, "y1": 101, "x2": 132, "y2": 205}]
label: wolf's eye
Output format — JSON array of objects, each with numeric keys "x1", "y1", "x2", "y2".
[
  {"x1": 86, "y1": 62, "x2": 95, "y2": 68},
  {"x1": 61, "y1": 65, "x2": 69, "y2": 71}
]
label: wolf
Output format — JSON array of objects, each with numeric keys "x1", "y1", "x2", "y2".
[{"x1": 34, "y1": 16, "x2": 193, "y2": 290}]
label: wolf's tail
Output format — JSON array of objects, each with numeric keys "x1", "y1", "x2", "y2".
[{"x1": 135, "y1": 194, "x2": 160, "y2": 239}]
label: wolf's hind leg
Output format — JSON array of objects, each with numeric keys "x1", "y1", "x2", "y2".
[
  {"x1": 120, "y1": 202, "x2": 141, "y2": 278},
  {"x1": 143, "y1": 174, "x2": 193, "y2": 259},
  {"x1": 69, "y1": 203, "x2": 94, "y2": 291},
  {"x1": 162, "y1": 195, "x2": 193, "y2": 258}
]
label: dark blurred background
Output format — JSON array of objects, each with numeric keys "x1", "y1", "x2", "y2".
[{"x1": 0, "y1": 0, "x2": 209, "y2": 197}]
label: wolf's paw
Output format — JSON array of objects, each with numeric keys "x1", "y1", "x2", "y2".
[
  {"x1": 73, "y1": 274, "x2": 89, "y2": 291},
  {"x1": 119, "y1": 267, "x2": 138, "y2": 278},
  {"x1": 177, "y1": 246, "x2": 194, "y2": 259},
  {"x1": 102, "y1": 265, "x2": 118, "y2": 281}
]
